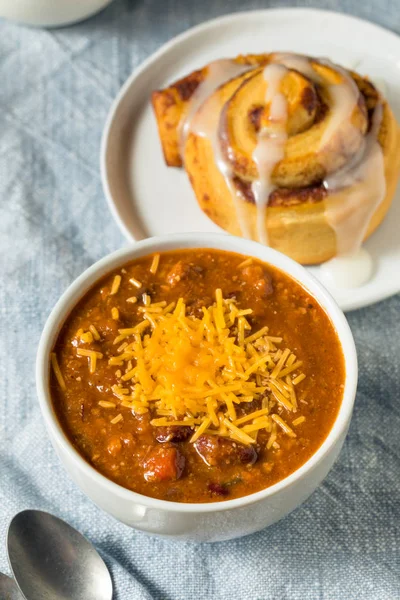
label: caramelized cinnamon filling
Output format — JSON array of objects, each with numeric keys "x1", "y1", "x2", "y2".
[{"x1": 232, "y1": 176, "x2": 327, "y2": 206}]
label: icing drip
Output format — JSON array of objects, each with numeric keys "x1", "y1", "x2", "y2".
[
  {"x1": 319, "y1": 63, "x2": 361, "y2": 151},
  {"x1": 324, "y1": 104, "x2": 385, "y2": 255},
  {"x1": 251, "y1": 64, "x2": 288, "y2": 244},
  {"x1": 274, "y1": 54, "x2": 385, "y2": 286},
  {"x1": 183, "y1": 59, "x2": 252, "y2": 237},
  {"x1": 319, "y1": 248, "x2": 373, "y2": 289},
  {"x1": 180, "y1": 59, "x2": 251, "y2": 154}
]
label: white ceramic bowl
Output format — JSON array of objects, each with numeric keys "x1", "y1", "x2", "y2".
[
  {"x1": 36, "y1": 233, "x2": 358, "y2": 542},
  {"x1": 0, "y1": 0, "x2": 113, "y2": 27}
]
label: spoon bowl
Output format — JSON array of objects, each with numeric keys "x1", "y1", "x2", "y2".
[{"x1": 7, "y1": 510, "x2": 113, "y2": 600}]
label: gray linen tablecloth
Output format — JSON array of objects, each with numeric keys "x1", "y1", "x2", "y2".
[{"x1": 0, "y1": 1, "x2": 399, "y2": 598}]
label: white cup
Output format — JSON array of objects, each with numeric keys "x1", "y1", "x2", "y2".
[{"x1": 0, "y1": 0, "x2": 114, "y2": 27}]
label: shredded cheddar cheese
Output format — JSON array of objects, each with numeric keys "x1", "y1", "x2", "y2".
[
  {"x1": 292, "y1": 416, "x2": 306, "y2": 426},
  {"x1": 103, "y1": 289, "x2": 306, "y2": 446},
  {"x1": 51, "y1": 287, "x2": 307, "y2": 448},
  {"x1": 150, "y1": 253, "x2": 160, "y2": 274},
  {"x1": 111, "y1": 413, "x2": 123, "y2": 424},
  {"x1": 51, "y1": 353, "x2": 66, "y2": 391},
  {"x1": 292, "y1": 373, "x2": 306, "y2": 386},
  {"x1": 99, "y1": 400, "x2": 116, "y2": 409},
  {"x1": 129, "y1": 276, "x2": 142, "y2": 289},
  {"x1": 237, "y1": 258, "x2": 253, "y2": 269},
  {"x1": 89, "y1": 325, "x2": 101, "y2": 341},
  {"x1": 77, "y1": 348, "x2": 103, "y2": 374},
  {"x1": 110, "y1": 275, "x2": 121, "y2": 296},
  {"x1": 80, "y1": 331, "x2": 93, "y2": 344}
]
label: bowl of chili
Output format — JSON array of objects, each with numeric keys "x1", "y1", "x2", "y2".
[{"x1": 36, "y1": 232, "x2": 357, "y2": 542}]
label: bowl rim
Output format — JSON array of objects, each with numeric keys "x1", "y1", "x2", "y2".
[{"x1": 36, "y1": 232, "x2": 358, "y2": 513}]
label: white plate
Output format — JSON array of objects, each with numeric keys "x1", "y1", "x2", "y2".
[{"x1": 101, "y1": 8, "x2": 400, "y2": 312}]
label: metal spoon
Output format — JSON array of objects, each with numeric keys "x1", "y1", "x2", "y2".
[
  {"x1": 7, "y1": 510, "x2": 113, "y2": 600},
  {"x1": 0, "y1": 573, "x2": 24, "y2": 599}
]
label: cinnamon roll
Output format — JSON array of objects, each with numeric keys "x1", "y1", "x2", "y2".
[{"x1": 152, "y1": 53, "x2": 400, "y2": 264}]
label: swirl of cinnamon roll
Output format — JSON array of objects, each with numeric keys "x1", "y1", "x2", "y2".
[{"x1": 152, "y1": 53, "x2": 400, "y2": 264}]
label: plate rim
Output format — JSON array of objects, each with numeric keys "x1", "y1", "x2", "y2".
[{"x1": 100, "y1": 7, "x2": 400, "y2": 311}]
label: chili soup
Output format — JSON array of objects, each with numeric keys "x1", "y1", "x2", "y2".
[{"x1": 50, "y1": 249, "x2": 345, "y2": 503}]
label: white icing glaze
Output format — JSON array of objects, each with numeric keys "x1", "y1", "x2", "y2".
[
  {"x1": 324, "y1": 104, "x2": 385, "y2": 256},
  {"x1": 183, "y1": 59, "x2": 252, "y2": 237},
  {"x1": 251, "y1": 64, "x2": 288, "y2": 244},
  {"x1": 319, "y1": 247, "x2": 373, "y2": 289},
  {"x1": 214, "y1": 152, "x2": 253, "y2": 239},
  {"x1": 180, "y1": 59, "x2": 250, "y2": 154},
  {"x1": 319, "y1": 64, "x2": 361, "y2": 151}
]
